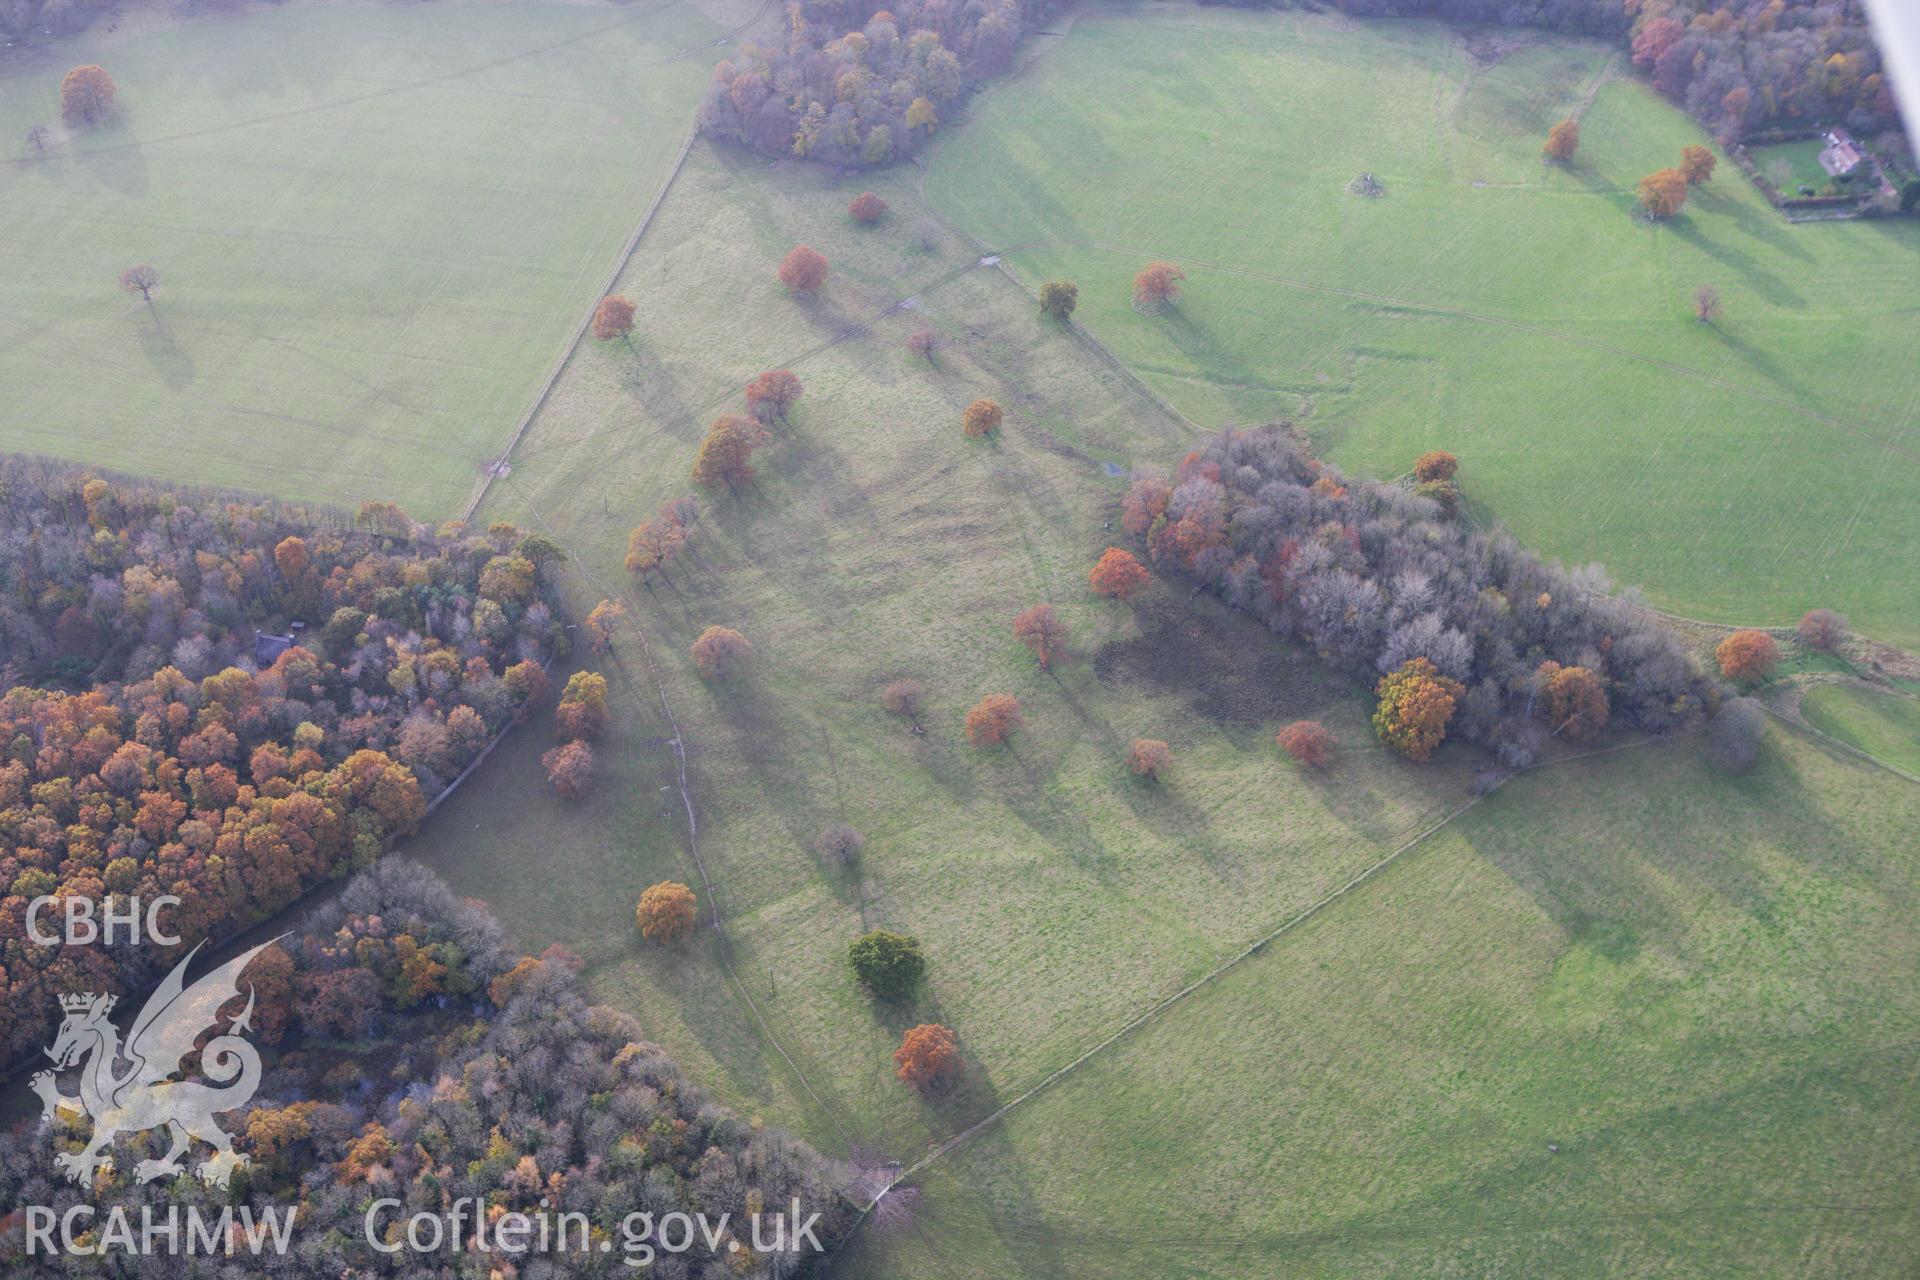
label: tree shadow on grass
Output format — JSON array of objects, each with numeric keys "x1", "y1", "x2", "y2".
[{"x1": 1665, "y1": 215, "x2": 1807, "y2": 311}]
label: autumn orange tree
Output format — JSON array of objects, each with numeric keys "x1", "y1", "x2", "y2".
[
  {"x1": 691, "y1": 414, "x2": 769, "y2": 489},
  {"x1": 61, "y1": 65, "x2": 115, "y2": 127},
  {"x1": 744, "y1": 369, "x2": 803, "y2": 424},
  {"x1": 1637, "y1": 167, "x2": 1690, "y2": 218},
  {"x1": 1089, "y1": 547, "x2": 1149, "y2": 601},
  {"x1": 554, "y1": 671, "x2": 610, "y2": 742},
  {"x1": 1132, "y1": 261, "x2": 1185, "y2": 310},
  {"x1": 1538, "y1": 662, "x2": 1609, "y2": 741},
  {"x1": 542, "y1": 741, "x2": 594, "y2": 800},
  {"x1": 1680, "y1": 143, "x2": 1717, "y2": 185},
  {"x1": 1276, "y1": 720, "x2": 1336, "y2": 767},
  {"x1": 692, "y1": 625, "x2": 752, "y2": 680},
  {"x1": 583, "y1": 599, "x2": 626, "y2": 653},
  {"x1": 1373, "y1": 658, "x2": 1464, "y2": 762},
  {"x1": 848, "y1": 191, "x2": 888, "y2": 224},
  {"x1": 1012, "y1": 603, "x2": 1067, "y2": 669},
  {"x1": 1716, "y1": 629, "x2": 1780, "y2": 682},
  {"x1": 1543, "y1": 118, "x2": 1579, "y2": 164},
  {"x1": 778, "y1": 245, "x2": 829, "y2": 295},
  {"x1": 636, "y1": 881, "x2": 698, "y2": 944},
  {"x1": 591, "y1": 295, "x2": 635, "y2": 342},
  {"x1": 965, "y1": 693, "x2": 1023, "y2": 748},
  {"x1": 962, "y1": 398, "x2": 1003, "y2": 438},
  {"x1": 893, "y1": 1023, "x2": 962, "y2": 1090},
  {"x1": 626, "y1": 507, "x2": 691, "y2": 583},
  {"x1": 1412, "y1": 450, "x2": 1458, "y2": 483},
  {"x1": 1127, "y1": 737, "x2": 1172, "y2": 779}
]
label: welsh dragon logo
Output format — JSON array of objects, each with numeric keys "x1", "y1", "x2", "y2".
[{"x1": 30, "y1": 938, "x2": 282, "y2": 1189}]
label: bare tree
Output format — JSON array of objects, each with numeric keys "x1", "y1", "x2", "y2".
[
  {"x1": 25, "y1": 124, "x2": 49, "y2": 155},
  {"x1": 119, "y1": 264, "x2": 160, "y2": 307},
  {"x1": 1693, "y1": 284, "x2": 1721, "y2": 324}
]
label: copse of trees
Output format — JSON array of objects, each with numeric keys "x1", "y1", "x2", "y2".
[
  {"x1": 698, "y1": 0, "x2": 1043, "y2": 168},
  {"x1": 60, "y1": 64, "x2": 115, "y2": 127},
  {"x1": 0, "y1": 860, "x2": 851, "y2": 1267},
  {"x1": 626, "y1": 496, "x2": 700, "y2": 584},
  {"x1": 1116, "y1": 427, "x2": 1718, "y2": 766}
]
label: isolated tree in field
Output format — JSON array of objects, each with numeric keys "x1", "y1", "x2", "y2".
[
  {"x1": 1373, "y1": 657, "x2": 1464, "y2": 762},
  {"x1": 1276, "y1": 720, "x2": 1336, "y2": 767},
  {"x1": 61, "y1": 65, "x2": 115, "y2": 127},
  {"x1": 1797, "y1": 608, "x2": 1847, "y2": 651},
  {"x1": 1680, "y1": 144, "x2": 1717, "y2": 185},
  {"x1": 1126, "y1": 737, "x2": 1172, "y2": 779},
  {"x1": 964, "y1": 693, "x2": 1023, "y2": 748},
  {"x1": 906, "y1": 328, "x2": 937, "y2": 363},
  {"x1": 692, "y1": 625, "x2": 752, "y2": 680},
  {"x1": 691, "y1": 413, "x2": 769, "y2": 489},
  {"x1": 1538, "y1": 662, "x2": 1609, "y2": 741},
  {"x1": 625, "y1": 515, "x2": 688, "y2": 583},
  {"x1": 554, "y1": 671, "x2": 610, "y2": 742},
  {"x1": 1543, "y1": 118, "x2": 1579, "y2": 164},
  {"x1": 882, "y1": 677, "x2": 925, "y2": 726},
  {"x1": 1693, "y1": 284, "x2": 1722, "y2": 324},
  {"x1": 778, "y1": 245, "x2": 829, "y2": 295},
  {"x1": 1132, "y1": 261, "x2": 1185, "y2": 310},
  {"x1": 583, "y1": 599, "x2": 626, "y2": 653},
  {"x1": 591, "y1": 294, "x2": 635, "y2": 342},
  {"x1": 1412, "y1": 450, "x2": 1458, "y2": 483},
  {"x1": 745, "y1": 369, "x2": 803, "y2": 424},
  {"x1": 1089, "y1": 547, "x2": 1149, "y2": 601},
  {"x1": 25, "y1": 123, "x2": 49, "y2": 155},
  {"x1": 815, "y1": 823, "x2": 865, "y2": 867},
  {"x1": 962, "y1": 398, "x2": 1003, "y2": 439},
  {"x1": 1039, "y1": 280, "x2": 1078, "y2": 322},
  {"x1": 1012, "y1": 603, "x2": 1067, "y2": 670},
  {"x1": 848, "y1": 191, "x2": 888, "y2": 224},
  {"x1": 894, "y1": 1023, "x2": 960, "y2": 1089},
  {"x1": 636, "y1": 881, "x2": 698, "y2": 944},
  {"x1": 119, "y1": 265, "x2": 159, "y2": 306},
  {"x1": 1637, "y1": 167, "x2": 1690, "y2": 219},
  {"x1": 1716, "y1": 629, "x2": 1780, "y2": 682},
  {"x1": 542, "y1": 741, "x2": 594, "y2": 801},
  {"x1": 849, "y1": 929, "x2": 923, "y2": 999}
]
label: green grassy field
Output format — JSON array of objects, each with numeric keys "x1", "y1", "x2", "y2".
[
  {"x1": 397, "y1": 139, "x2": 1920, "y2": 1277},
  {"x1": 0, "y1": 0, "x2": 717, "y2": 515},
  {"x1": 924, "y1": 7, "x2": 1920, "y2": 646},
  {"x1": 1801, "y1": 684, "x2": 1920, "y2": 775}
]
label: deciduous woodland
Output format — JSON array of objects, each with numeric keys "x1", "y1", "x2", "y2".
[
  {"x1": 0, "y1": 860, "x2": 851, "y2": 1276},
  {"x1": 1123, "y1": 428, "x2": 1720, "y2": 765},
  {"x1": 702, "y1": 0, "x2": 1906, "y2": 169},
  {"x1": 0, "y1": 463, "x2": 566, "y2": 1058}
]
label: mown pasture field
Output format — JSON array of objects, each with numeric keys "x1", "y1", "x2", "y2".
[
  {"x1": 0, "y1": 0, "x2": 717, "y2": 514},
  {"x1": 924, "y1": 7, "x2": 1920, "y2": 646}
]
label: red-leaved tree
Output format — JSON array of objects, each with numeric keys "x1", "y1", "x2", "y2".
[
  {"x1": 779, "y1": 245, "x2": 829, "y2": 295},
  {"x1": 894, "y1": 1023, "x2": 961, "y2": 1090},
  {"x1": 1089, "y1": 548, "x2": 1149, "y2": 601}
]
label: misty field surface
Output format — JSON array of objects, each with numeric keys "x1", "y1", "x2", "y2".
[
  {"x1": 0, "y1": 0, "x2": 716, "y2": 515},
  {"x1": 925, "y1": 8, "x2": 1920, "y2": 646}
]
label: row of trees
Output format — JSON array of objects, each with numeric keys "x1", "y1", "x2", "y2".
[
  {"x1": 698, "y1": 0, "x2": 1054, "y2": 167},
  {"x1": 1116, "y1": 428, "x2": 1723, "y2": 766},
  {"x1": 0, "y1": 859, "x2": 852, "y2": 1274}
]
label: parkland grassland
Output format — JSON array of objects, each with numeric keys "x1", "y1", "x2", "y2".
[
  {"x1": 927, "y1": 8, "x2": 1920, "y2": 647},
  {"x1": 1, "y1": 3, "x2": 1917, "y2": 1277},
  {"x1": 0, "y1": 1, "x2": 718, "y2": 513}
]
